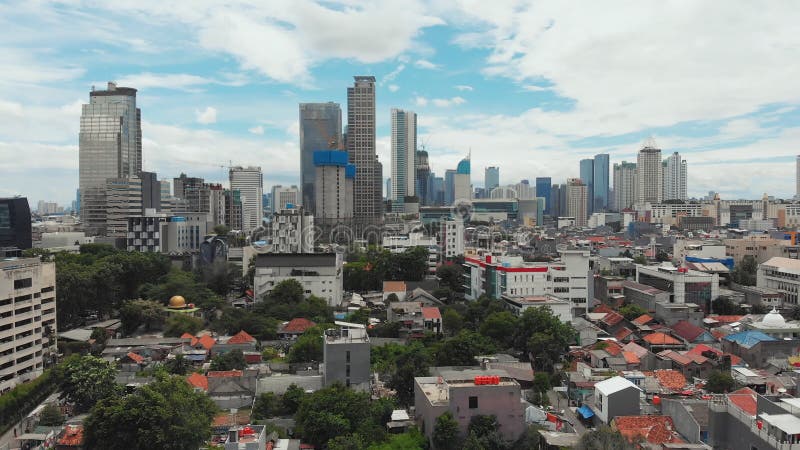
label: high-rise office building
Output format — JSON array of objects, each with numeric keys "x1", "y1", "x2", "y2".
[
  {"x1": 229, "y1": 166, "x2": 264, "y2": 233},
  {"x1": 663, "y1": 152, "x2": 687, "y2": 201},
  {"x1": 271, "y1": 185, "x2": 301, "y2": 214},
  {"x1": 105, "y1": 176, "x2": 143, "y2": 238},
  {"x1": 390, "y1": 109, "x2": 417, "y2": 212},
  {"x1": 797, "y1": 155, "x2": 800, "y2": 199},
  {"x1": 299, "y1": 103, "x2": 342, "y2": 214},
  {"x1": 636, "y1": 143, "x2": 663, "y2": 204},
  {"x1": 346, "y1": 76, "x2": 382, "y2": 224},
  {"x1": 485, "y1": 167, "x2": 500, "y2": 191},
  {"x1": 536, "y1": 178, "x2": 552, "y2": 215},
  {"x1": 208, "y1": 184, "x2": 226, "y2": 228},
  {"x1": 431, "y1": 175, "x2": 444, "y2": 206},
  {"x1": 566, "y1": 178, "x2": 588, "y2": 227},
  {"x1": 313, "y1": 150, "x2": 354, "y2": 221},
  {"x1": 444, "y1": 169, "x2": 456, "y2": 206},
  {"x1": 613, "y1": 161, "x2": 637, "y2": 211},
  {"x1": 0, "y1": 197, "x2": 32, "y2": 250},
  {"x1": 515, "y1": 180, "x2": 535, "y2": 200},
  {"x1": 415, "y1": 150, "x2": 431, "y2": 205},
  {"x1": 593, "y1": 154, "x2": 610, "y2": 212},
  {"x1": 579, "y1": 159, "x2": 594, "y2": 215},
  {"x1": 139, "y1": 171, "x2": 161, "y2": 212},
  {"x1": 172, "y1": 173, "x2": 209, "y2": 213},
  {"x1": 79, "y1": 82, "x2": 142, "y2": 235},
  {"x1": 224, "y1": 190, "x2": 243, "y2": 231},
  {"x1": 453, "y1": 156, "x2": 471, "y2": 204}
]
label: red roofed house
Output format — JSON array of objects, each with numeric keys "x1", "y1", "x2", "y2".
[
  {"x1": 642, "y1": 332, "x2": 686, "y2": 352},
  {"x1": 194, "y1": 334, "x2": 216, "y2": 351},
  {"x1": 670, "y1": 320, "x2": 715, "y2": 344},
  {"x1": 383, "y1": 281, "x2": 407, "y2": 301},
  {"x1": 215, "y1": 330, "x2": 257, "y2": 355},
  {"x1": 186, "y1": 372, "x2": 209, "y2": 391},
  {"x1": 727, "y1": 387, "x2": 758, "y2": 416},
  {"x1": 206, "y1": 369, "x2": 258, "y2": 409},
  {"x1": 612, "y1": 416, "x2": 684, "y2": 445},
  {"x1": 56, "y1": 425, "x2": 84, "y2": 450},
  {"x1": 279, "y1": 318, "x2": 317, "y2": 340},
  {"x1": 657, "y1": 349, "x2": 714, "y2": 379},
  {"x1": 421, "y1": 307, "x2": 442, "y2": 334},
  {"x1": 632, "y1": 314, "x2": 654, "y2": 326}
]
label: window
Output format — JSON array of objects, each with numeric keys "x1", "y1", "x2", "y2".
[
  {"x1": 468, "y1": 396, "x2": 478, "y2": 409},
  {"x1": 346, "y1": 366, "x2": 350, "y2": 377},
  {"x1": 346, "y1": 351, "x2": 351, "y2": 363},
  {"x1": 14, "y1": 279, "x2": 32, "y2": 290}
]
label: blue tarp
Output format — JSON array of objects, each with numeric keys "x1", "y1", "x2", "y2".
[{"x1": 577, "y1": 405, "x2": 594, "y2": 419}]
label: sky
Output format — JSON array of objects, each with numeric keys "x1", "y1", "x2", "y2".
[{"x1": 2, "y1": 0, "x2": 800, "y2": 206}]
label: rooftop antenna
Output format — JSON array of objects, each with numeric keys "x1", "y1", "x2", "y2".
[{"x1": 643, "y1": 136, "x2": 658, "y2": 149}]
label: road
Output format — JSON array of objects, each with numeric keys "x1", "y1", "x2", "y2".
[{"x1": 547, "y1": 389, "x2": 587, "y2": 435}]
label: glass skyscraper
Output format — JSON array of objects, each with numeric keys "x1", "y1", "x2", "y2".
[
  {"x1": 390, "y1": 108, "x2": 417, "y2": 212},
  {"x1": 593, "y1": 153, "x2": 610, "y2": 212},
  {"x1": 79, "y1": 82, "x2": 142, "y2": 235},
  {"x1": 299, "y1": 102, "x2": 342, "y2": 214},
  {"x1": 579, "y1": 158, "x2": 594, "y2": 215},
  {"x1": 535, "y1": 177, "x2": 552, "y2": 215},
  {"x1": 347, "y1": 76, "x2": 383, "y2": 226}
]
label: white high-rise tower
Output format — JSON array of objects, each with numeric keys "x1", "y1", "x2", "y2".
[
  {"x1": 663, "y1": 152, "x2": 687, "y2": 201},
  {"x1": 636, "y1": 140, "x2": 662, "y2": 205},
  {"x1": 390, "y1": 109, "x2": 417, "y2": 212},
  {"x1": 229, "y1": 166, "x2": 263, "y2": 233}
]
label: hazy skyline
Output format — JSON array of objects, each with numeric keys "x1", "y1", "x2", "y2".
[{"x1": 2, "y1": 1, "x2": 800, "y2": 205}]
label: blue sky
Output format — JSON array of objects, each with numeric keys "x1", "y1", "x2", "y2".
[{"x1": 2, "y1": 0, "x2": 800, "y2": 206}]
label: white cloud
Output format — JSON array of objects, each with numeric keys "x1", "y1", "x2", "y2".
[
  {"x1": 414, "y1": 96, "x2": 429, "y2": 107},
  {"x1": 388, "y1": 84, "x2": 400, "y2": 92},
  {"x1": 431, "y1": 96, "x2": 466, "y2": 107},
  {"x1": 286, "y1": 120, "x2": 299, "y2": 137},
  {"x1": 414, "y1": 59, "x2": 439, "y2": 70},
  {"x1": 380, "y1": 64, "x2": 405, "y2": 86},
  {"x1": 112, "y1": 72, "x2": 247, "y2": 92},
  {"x1": 522, "y1": 85, "x2": 549, "y2": 92},
  {"x1": 195, "y1": 106, "x2": 217, "y2": 124},
  {"x1": 454, "y1": 85, "x2": 473, "y2": 91},
  {"x1": 448, "y1": 1, "x2": 800, "y2": 137},
  {"x1": 248, "y1": 125, "x2": 264, "y2": 135}
]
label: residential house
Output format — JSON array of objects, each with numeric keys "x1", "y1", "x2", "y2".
[{"x1": 593, "y1": 376, "x2": 642, "y2": 424}]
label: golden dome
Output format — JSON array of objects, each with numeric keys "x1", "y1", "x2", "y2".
[{"x1": 168, "y1": 295, "x2": 187, "y2": 309}]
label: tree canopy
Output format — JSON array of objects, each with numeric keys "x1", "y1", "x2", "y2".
[
  {"x1": 344, "y1": 246, "x2": 429, "y2": 292},
  {"x1": 511, "y1": 306, "x2": 574, "y2": 371},
  {"x1": 432, "y1": 411, "x2": 461, "y2": 450},
  {"x1": 83, "y1": 375, "x2": 217, "y2": 450},
  {"x1": 209, "y1": 349, "x2": 247, "y2": 371},
  {"x1": 57, "y1": 355, "x2": 120, "y2": 412},
  {"x1": 706, "y1": 370, "x2": 736, "y2": 393}
]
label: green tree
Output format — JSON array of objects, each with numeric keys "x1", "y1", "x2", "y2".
[
  {"x1": 210, "y1": 350, "x2": 247, "y2": 371},
  {"x1": 268, "y1": 279, "x2": 305, "y2": 303},
  {"x1": 38, "y1": 403, "x2": 64, "y2": 426},
  {"x1": 533, "y1": 372, "x2": 551, "y2": 395},
  {"x1": 163, "y1": 355, "x2": 191, "y2": 375},
  {"x1": 437, "y1": 263, "x2": 464, "y2": 292},
  {"x1": 252, "y1": 392, "x2": 282, "y2": 419},
  {"x1": 512, "y1": 307, "x2": 574, "y2": 372},
  {"x1": 706, "y1": 370, "x2": 736, "y2": 393},
  {"x1": 83, "y1": 375, "x2": 217, "y2": 450},
  {"x1": 732, "y1": 255, "x2": 757, "y2": 286},
  {"x1": 281, "y1": 384, "x2": 305, "y2": 415},
  {"x1": 655, "y1": 250, "x2": 670, "y2": 262},
  {"x1": 213, "y1": 224, "x2": 230, "y2": 236},
  {"x1": 328, "y1": 434, "x2": 367, "y2": 450},
  {"x1": 366, "y1": 429, "x2": 427, "y2": 450},
  {"x1": 576, "y1": 426, "x2": 636, "y2": 450},
  {"x1": 712, "y1": 297, "x2": 745, "y2": 315},
  {"x1": 442, "y1": 308, "x2": 464, "y2": 336},
  {"x1": 464, "y1": 296, "x2": 505, "y2": 329},
  {"x1": 287, "y1": 328, "x2": 323, "y2": 363},
  {"x1": 633, "y1": 254, "x2": 648, "y2": 265},
  {"x1": 139, "y1": 269, "x2": 223, "y2": 310},
  {"x1": 212, "y1": 307, "x2": 279, "y2": 341},
  {"x1": 432, "y1": 411, "x2": 461, "y2": 450},
  {"x1": 163, "y1": 314, "x2": 204, "y2": 337},
  {"x1": 435, "y1": 331, "x2": 497, "y2": 366},
  {"x1": 468, "y1": 415, "x2": 500, "y2": 440},
  {"x1": 119, "y1": 299, "x2": 165, "y2": 335},
  {"x1": 479, "y1": 311, "x2": 518, "y2": 348},
  {"x1": 387, "y1": 344, "x2": 431, "y2": 407},
  {"x1": 618, "y1": 304, "x2": 648, "y2": 321},
  {"x1": 58, "y1": 355, "x2": 120, "y2": 412}
]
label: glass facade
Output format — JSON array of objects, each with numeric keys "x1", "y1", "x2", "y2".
[{"x1": 300, "y1": 102, "x2": 342, "y2": 214}]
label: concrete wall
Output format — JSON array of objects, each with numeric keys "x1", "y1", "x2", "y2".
[
  {"x1": 322, "y1": 340, "x2": 370, "y2": 387},
  {"x1": 598, "y1": 387, "x2": 640, "y2": 424},
  {"x1": 448, "y1": 383, "x2": 525, "y2": 442},
  {"x1": 662, "y1": 399, "x2": 701, "y2": 443}
]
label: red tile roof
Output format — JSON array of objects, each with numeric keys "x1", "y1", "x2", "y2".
[
  {"x1": 643, "y1": 332, "x2": 682, "y2": 346},
  {"x1": 632, "y1": 314, "x2": 654, "y2": 326},
  {"x1": 196, "y1": 334, "x2": 216, "y2": 350},
  {"x1": 622, "y1": 342, "x2": 649, "y2": 358},
  {"x1": 670, "y1": 320, "x2": 707, "y2": 342},
  {"x1": 227, "y1": 330, "x2": 256, "y2": 344},
  {"x1": 593, "y1": 304, "x2": 614, "y2": 314},
  {"x1": 654, "y1": 369, "x2": 687, "y2": 391},
  {"x1": 687, "y1": 344, "x2": 721, "y2": 357},
  {"x1": 623, "y1": 351, "x2": 641, "y2": 365},
  {"x1": 728, "y1": 387, "x2": 757, "y2": 416},
  {"x1": 614, "y1": 416, "x2": 683, "y2": 444},
  {"x1": 421, "y1": 307, "x2": 442, "y2": 320},
  {"x1": 208, "y1": 370, "x2": 243, "y2": 378},
  {"x1": 615, "y1": 327, "x2": 634, "y2": 341},
  {"x1": 57, "y1": 425, "x2": 84, "y2": 447},
  {"x1": 707, "y1": 315, "x2": 745, "y2": 324},
  {"x1": 186, "y1": 372, "x2": 209, "y2": 391},
  {"x1": 383, "y1": 281, "x2": 407, "y2": 292},
  {"x1": 602, "y1": 311, "x2": 624, "y2": 327},
  {"x1": 125, "y1": 352, "x2": 144, "y2": 364},
  {"x1": 181, "y1": 332, "x2": 195, "y2": 339},
  {"x1": 281, "y1": 318, "x2": 316, "y2": 334}
]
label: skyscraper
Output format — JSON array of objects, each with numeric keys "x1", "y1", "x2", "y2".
[
  {"x1": 313, "y1": 150, "x2": 354, "y2": 221},
  {"x1": 415, "y1": 150, "x2": 431, "y2": 205},
  {"x1": 390, "y1": 109, "x2": 417, "y2": 212},
  {"x1": 346, "y1": 76, "x2": 382, "y2": 225},
  {"x1": 299, "y1": 103, "x2": 342, "y2": 214},
  {"x1": 797, "y1": 156, "x2": 800, "y2": 199},
  {"x1": 229, "y1": 166, "x2": 263, "y2": 233},
  {"x1": 579, "y1": 159, "x2": 594, "y2": 215},
  {"x1": 79, "y1": 82, "x2": 142, "y2": 235},
  {"x1": 636, "y1": 143, "x2": 663, "y2": 204},
  {"x1": 535, "y1": 177, "x2": 552, "y2": 215},
  {"x1": 566, "y1": 178, "x2": 588, "y2": 227},
  {"x1": 485, "y1": 166, "x2": 500, "y2": 191},
  {"x1": 593, "y1": 154, "x2": 610, "y2": 212},
  {"x1": 444, "y1": 169, "x2": 456, "y2": 205},
  {"x1": 0, "y1": 197, "x2": 32, "y2": 250},
  {"x1": 271, "y1": 185, "x2": 300, "y2": 214},
  {"x1": 613, "y1": 161, "x2": 637, "y2": 211},
  {"x1": 663, "y1": 152, "x2": 687, "y2": 201},
  {"x1": 453, "y1": 156, "x2": 471, "y2": 204}
]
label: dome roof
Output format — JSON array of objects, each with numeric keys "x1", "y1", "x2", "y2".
[
  {"x1": 456, "y1": 157, "x2": 470, "y2": 175},
  {"x1": 168, "y1": 295, "x2": 187, "y2": 309},
  {"x1": 762, "y1": 308, "x2": 786, "y2": 327}
]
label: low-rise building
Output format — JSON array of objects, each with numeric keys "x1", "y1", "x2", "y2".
[
  {"x1": 592, "y1": 376, "x2": 642, "y2": 424},
  {"x1": 414, "y1": 368, "x2": 525, "y2": 444},
  {"x1": 636, "y1": 264, "x2": 719, "y2": 310},
  {"x1": 253, "y1": 253, "x2": 343, "y2": 306},
  {"x1": 501, "y1": 294, "x2": 572, "y2": 323},
  {"x1": 757, "y1": 257, "x2": 800, "y2": 306},
  {"x1": 322, "y1": 322, "x2": 370, "y2": 390}
]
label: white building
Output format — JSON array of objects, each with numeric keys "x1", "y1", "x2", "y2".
[
  {"x1": 127, "y1": 210, "x2": 210, "y2": 253},
  {"x1": 229, "y1": 166, "x2": 263, "y2": 233},
  {"x1": 566, "y1": 179, "x2": 588, "y2": 227},
  {"x1": 0, "y1": 258, "x2": 57, "y2": 391},
  {"x1": 271, "y1": 185, "x2": 301, "y2": 215},
  {"x1": 501, "y1": 294, "x2": 572, "y2": 323},
  {"x1": 253, "y1": 253, "x2": 343, "y2": 306},
  {"x1": 758, "y1": 257, "x2": 800, "y2": 305},
  {"x1": 636, "y1": 143, "x2": 662, "y2": 205},
  {"x1": 390, "y1": 109, "x2": 417, "y2": 213},
  {"x1": 464, "y1": 250, "x2": 592, "y2": 317},
  {"x1": 440, "y1": 217, "x2": 465, "y2": 260},
  {"x1": 663, "y1": 152, "x2": 687, "y2": 201},
  {"x1": 271, "y1": 207, "x2": 314, "y2": 254},
  {"x1": 613, "y1": 161, "x2": 637, "y2": 211},
  {"x1": 382, "y1": 232, "x2": 438, "y2": 274},
  {"x1": 313, "y1": 151, "x2": 354, "y2": 221},
  {"x1": 636, "y1": 264, "x2": 719, "y2": 305}
]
